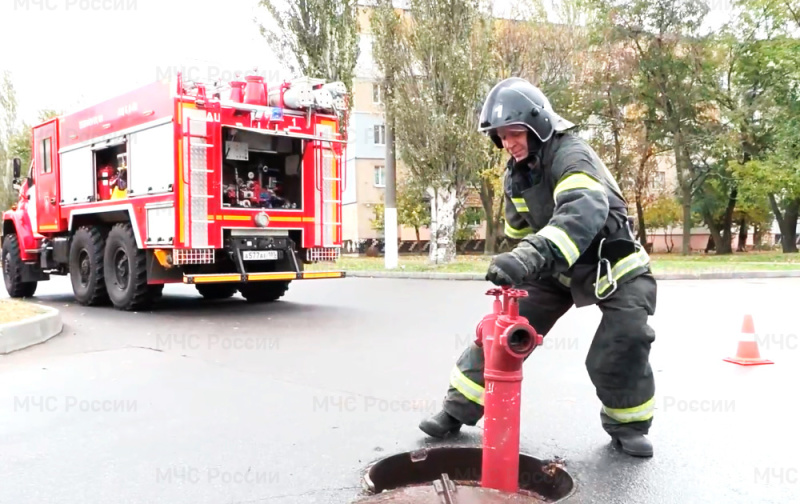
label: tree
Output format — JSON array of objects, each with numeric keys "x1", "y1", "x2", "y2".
[
  {"x1": 471, "y1": 9, "x2": 533, "y2": 255},
  {"x1": 371, "y1": 202, "x2": 385, "y2": 233},
  {"x1": 585, "y1": 0, "x2": 720, "y2": 255},
  {"x1": 370, "y1": 0, "x2": 409, "y2": 267},
  {"x1": 256, "y1": 0, "x2": 359, "y2": 133},
  {"x1": 731, "y1": 198, "x2": 772, "y2": 251},
  {"x1": 372, "y1": 0, "x2": 495, "y2": 264},
  {"x1": 5, "y1": 109, "x2": 60, "y2": 176},
  {"x1": 578, "y1": 13, "x2": 669, "y2": 246},
  {"x1": 722, "y1": 0, "x2": 800, "y2": 253},
  {"x1": 644, "y1": 193, "x2": 682, "y2": 252},
  {"x1": 0, "y1": 71, "x2": 19, "y2": 210},
  {"x1": 396, "y1": 178, "x2": 430, "y2": 242},
  {"x1": 473, "y1": 141, "x2": 505, "y2": 254},
  {"x1": 456, "y1": 206, "x2": 484, "y2": 241},
  {"x1": 734, "y1": 151, "x2": 800, "y2": 252},
  {"x1": 370, "y1": 180, "x2": 431, "y2": 243},
  {"x1": 692, "y1": 167, "x2": 737, "y2": 254},
  {"x1": 472, "y1": 0, "x2": 588, "y2": 255},
  {"x1": 691, "y1": 1, "x2": 800, "y2": 254}
]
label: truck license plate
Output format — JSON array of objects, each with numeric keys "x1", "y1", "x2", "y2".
[{"x1": 242, "y1": 250, "x2": 278, "y2": 261}]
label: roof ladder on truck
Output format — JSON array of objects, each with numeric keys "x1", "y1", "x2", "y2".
[
  {"x1": 314, "y1": 123, "x2": 344, "y2": 260},
  {"x1": 179, "y1": 103, "x2": 220, "y2": 263}
]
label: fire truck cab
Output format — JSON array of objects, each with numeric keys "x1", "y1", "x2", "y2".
[{"x1": 2, "y1": 72, "x2": 347, "y2": 311}]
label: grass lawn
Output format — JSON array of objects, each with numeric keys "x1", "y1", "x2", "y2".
[
  {"x1": 648, "y1": 250, "x2": 800, "y2": 273},
  {"x1": 308, "y1": 250, "x2": 800, "y2": 274},
  {"x1": 0, "y1": 299, "x2": 47, "y2": 325}
]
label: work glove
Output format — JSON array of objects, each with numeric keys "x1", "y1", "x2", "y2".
[{"x1": 486, "y1": 251, "x2": 530, "y2": 286}]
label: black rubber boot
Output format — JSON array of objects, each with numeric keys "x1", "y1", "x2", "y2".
[
  {"x1": 611, "y1": 433, "x2": 653, "y2": 457},
  {"x1": 419, "y1": 410, "x2": 463, "y2": 438}
]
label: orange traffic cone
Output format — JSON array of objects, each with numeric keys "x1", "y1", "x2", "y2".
[{"x1": 723, "y1": 314, "x2": 774, "y2": 366}]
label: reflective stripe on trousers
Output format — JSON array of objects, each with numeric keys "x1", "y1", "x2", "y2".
[
  {"x1": 450, "y1": 366, "x2": 484, "y2": 406},
  {"x1": 603, "y1": 396, "x2": 655, "y2": 423}
]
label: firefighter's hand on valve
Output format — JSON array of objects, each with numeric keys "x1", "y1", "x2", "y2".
[{"x1": 486, "y1": 250, "x2": 531, "y2": 286}]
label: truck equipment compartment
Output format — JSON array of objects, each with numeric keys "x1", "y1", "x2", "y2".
[{"x1": 221, "y1": 126, "x2": 303, "y2": 210}]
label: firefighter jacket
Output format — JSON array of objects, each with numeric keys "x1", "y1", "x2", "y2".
[{"x1": 502, "y1": 132, "x2": 651, "y2": 307}]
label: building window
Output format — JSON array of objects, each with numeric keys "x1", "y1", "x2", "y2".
[
  {"x1": 373, "y1": 84, "x2": 382, "y2": 103},
  {"x1": 374, "y1": 165, "x2": 385, "y2": 187},
  {"x1": 374, "y1": 124, "x2": 385, "y2": 145},
  {"x1": 463, "y1": 207, "x2": 484, "y2": 226}
]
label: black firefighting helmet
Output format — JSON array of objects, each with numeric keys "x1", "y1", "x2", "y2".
[{"x1": 478, "y1": 77, "x2": 575, "y2": 148}]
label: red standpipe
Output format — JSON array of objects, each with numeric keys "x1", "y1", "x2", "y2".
[{"x1": 475, "y1": 286, "x2": 542, "y2": 494}]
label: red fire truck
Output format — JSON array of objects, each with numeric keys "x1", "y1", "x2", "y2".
[{"x1": 2, "y1": 72, "x2": 347, "y2": 310}]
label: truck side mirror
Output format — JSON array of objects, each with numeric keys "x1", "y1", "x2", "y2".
[{"x1": 12, "y1": 158, "x2": 21, "y2": 179}]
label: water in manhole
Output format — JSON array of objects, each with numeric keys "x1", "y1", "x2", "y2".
[{"x1": 356, "y1": 446, "x2": 574, "y2": 503}]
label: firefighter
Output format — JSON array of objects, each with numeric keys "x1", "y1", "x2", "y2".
[{"x1": 418, "y1": 77, "x2": 658, "y2": 457}]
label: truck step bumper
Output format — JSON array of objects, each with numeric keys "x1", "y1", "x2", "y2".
[{"x1": 183, "y1": 271, "x2": 345, "y2": 284}]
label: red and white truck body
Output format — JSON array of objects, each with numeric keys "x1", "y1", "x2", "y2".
[{"x1": 2, "y1": 72, "x2": 347, "y2": 310}]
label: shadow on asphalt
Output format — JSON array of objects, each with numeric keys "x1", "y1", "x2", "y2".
[{"x1": 29, "y1": 292, "x2": 352, "y2": 320}]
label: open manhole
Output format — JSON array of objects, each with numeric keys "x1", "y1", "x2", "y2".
[{"x1": 356, "y1": 446, "x2": 574, "y2": 503}]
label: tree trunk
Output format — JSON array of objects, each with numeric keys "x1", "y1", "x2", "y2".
[
  {"x1": 737, "y1": 217, "x2": 748, "y2": 252},
  {"x1": 703, "y1": 189, "x2": 737, "y2": 255},
  {"x1": 666, "y1": 227, "x2": 674, "y2": 253},
  {"x1": 484, "y1": 220, "x2": 497, "y2": 255},
  {"x1": 703, "y1": 212, "x2": 733, "y2": 255},
  {"x1": 635, "y1": 194, "x2": 647, "y2": 246},
  {"x1": 769, "y1": 194, "x2": 799, "y2": 253},
  {"x1": 428, "y1": 186, "x2": 459, "y2": 263},
  {"x1": 492, "y1": 187, "x2": 505, "y2": 255},
  {"x1": 681, "y1": 185, "x2": 692, "y2": 255},
  {"x1": 718, "y1": 186, "x2": 737, "y2": 254},
  {"x1": 479, "y1": 177, "x2": 497, "y2": 255},
  {"x1": 705, "y1": 234, "x2": 715, "y2": 252},
  {"x1": 673, "y1": 132, "x2": 693, "y2": 256},
  {"x1": 784, "y1": 201, "x2": 799, "y2": 253},
  {"x1": 753, "y1": 223, "x2": 763, "y2": 250}
]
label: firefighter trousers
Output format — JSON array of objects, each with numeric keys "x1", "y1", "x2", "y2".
[{"x1": 443, "y1": 272, "x2": 657, "y2": 437}]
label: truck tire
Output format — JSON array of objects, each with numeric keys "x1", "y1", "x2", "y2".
[
  {"x1": 238, "y1": 281, "x2": 290, "y2": 303},
  {"x1": 69, "y1": 226, "x2": 109, "y2": 306},
  {"x1": 2, "y1": 234, "x2": 37, "y2": 298},
  {"x1": 103, "y1": 223, "x2": 150, "y2": 311},
  {"x1": 196, "y1": 283, "x2": 238, "y2": 300}
]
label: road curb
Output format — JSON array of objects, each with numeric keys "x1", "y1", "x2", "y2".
[
  {"x1": 653, "y1": 270, "x2": 800, "y2": 280},
  {"x1": 0, "y1": 305, "x2": 63, "y2": 354},
  {"x1": 344, "y1": 270, "x2": 800, "y2": 281}
]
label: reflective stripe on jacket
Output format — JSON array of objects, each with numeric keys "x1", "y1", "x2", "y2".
[{"x1": 502, "y1": 132, "x2": 650, "y2": 306}]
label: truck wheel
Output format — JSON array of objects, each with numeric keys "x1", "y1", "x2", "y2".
[
  {"x1": 196, "y1": 283, "x2": 238, "y2": 300},
  {"x1": 2, "y1": 234, "x2": 37, "y2": 298},
  {"x1": 69, "y1": 226, "x2": 109, "y2": 306},
  {"x1": 103, "y1": 223, "x2": 150, "y2": 311},
  {"x1": 238, "y1": 281, "x2": 290, "y2": 303}
]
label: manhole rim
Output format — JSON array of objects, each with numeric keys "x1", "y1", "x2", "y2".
[{"x1": 359, "y1": 446, "x2": 575, "y2": 503}]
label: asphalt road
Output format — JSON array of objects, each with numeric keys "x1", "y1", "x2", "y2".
[{"x1": 1, "y1": 275, "x2": 799, "y2": 504}]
